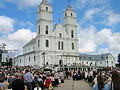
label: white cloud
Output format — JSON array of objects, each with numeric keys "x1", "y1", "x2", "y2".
[
  {"x1": 76, "y1": 0, "x2": 120, "y2": 27},
  {"x1": 8, "y1": 29, "x2": 36, "y2": 43},
  {"x1": 95, "y1": 28, "x2": 112, "y2": 44},
  {"x1": 95, "y1": 28, "x2": 120, "y2": 51},
  {"x1": 84, "y1": 8, "x2": 102, "y2": 20},
  {"x1": 78, "y1": 25, "x2": 120, "y2": 59},
  {"x1": 80, "y1": 7, "x2": 120, "y2": 27},
  {"x1": 0, "y1": 29, "x2": 36, "y2": 55},
  {"x1": 74, "y1": 0, "x2": 120, "y2": 60},
  {"x1": 0, "y1": 16, "x2": 15, "y2": 34},
  {"x1": 79, "y1": 40, "x2": 96, "y2": 53},
  {"x1": 5, "y1": 0, "x2": 42, "y2": 9},
  {"x1": 103, "y1": 10, "x2": 120, "y2": 26},
  {"x1": 0, "y1": 15, "x2": 36, "y2": 54},
  {"x1": 79, "y1": 25, "x2": 97, "y2": 53}
]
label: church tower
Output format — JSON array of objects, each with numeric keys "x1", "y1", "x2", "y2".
[
  {"x1": 37, "y1": 0, "x2": 53, "y2": 35},
  {"x1": 63, "y1": 5, "x2": 79, "y2": 54},
  {"x1": 63, "y1": 5, "x2": 78, "y2": 39},
  {"x1": 36, "y1": 0, "x2": 53, "y2": 51}
]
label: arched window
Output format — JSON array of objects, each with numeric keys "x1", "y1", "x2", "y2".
[
  {"x1": 46, "y1": 7, "x2": 48, "y2": 11},
  {"x1": 59, "y1": 33, "x2": 62, "y2": 37},
  {"x1": 71, "y1": 30, "x2": 74, "y2": 38},
  {"x1": 59, "y1": 59, "x2": 63, "y2": 66},
  {"x1": 38, "y1": 25, "x2": 40, "y2": 34},
  {"x1": 71, "y1": 13, "x2": 73, "y2": 17},
  {"x1": 72, "y1": 43, "x2": 74, "y2": 50},
  {"x1": 65, "y1": 13, "x2": 67, "y2": 17},
  {"x1": 46, "y1": 25, "x2": 48, "y2": 34},
  {"x1": 46, "y1": 40, "x2": 49, "y2": 47}
]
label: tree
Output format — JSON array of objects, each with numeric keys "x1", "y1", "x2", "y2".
[{"x1": 117, "y1": 54, "x2": 120, "y2": 66}]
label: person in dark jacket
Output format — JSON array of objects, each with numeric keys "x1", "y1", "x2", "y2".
[{"x1": 12, "y1": 73, "x2": 25, "y2": 90}]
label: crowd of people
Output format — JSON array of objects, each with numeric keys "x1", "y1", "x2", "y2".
[
  {"x1": 0, "y1": 66, "x2": 120, "y2": 90},
  {"x1": 92, "y1": 68, "x2": 120, "y2": 90},
  {"x1": 0, "y1": 66, "x2": 70, "y2": 90},
  {"x1": 71, "y1": 67, "x2": 120, "y2": 90}
]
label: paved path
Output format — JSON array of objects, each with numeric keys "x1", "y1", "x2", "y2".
[{"x1": 54, "y1": 79, "x2": 92, "y2": 90}]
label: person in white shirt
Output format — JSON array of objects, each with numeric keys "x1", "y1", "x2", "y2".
[{"x1": 34, "y1": 84, "x2": 41, "y2": 90}]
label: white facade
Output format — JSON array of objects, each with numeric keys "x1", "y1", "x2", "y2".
[
  {"x1": 14, "y1": 0, "x2": 79, "y2": 67},
  {"x1": 14, "y1": 0, "x2": 115, "y2": 68},
  {"x1": 80, "y1": 53, "x2": 115, "y2": 67}
]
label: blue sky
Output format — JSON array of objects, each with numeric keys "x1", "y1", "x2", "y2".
[{"x1": 0, "y1": 0, "x2": 120, "y2": 60}]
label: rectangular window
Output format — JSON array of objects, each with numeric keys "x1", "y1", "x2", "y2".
[
  {"x1": 46, "y1": 25, "x2": 48, "y2": 34},
  {"x1": 34, "y1": 56, "x2": 36, "y2": 61},
  {"x1": 61, "y1": 42, "x2": 64, "y2": 50},
  {"x1": 46, "y1": 30, "x2": 48, "y2": 34},
  {"x1": 58, "y1": 41, "x2": 60, "y2": 50},
  {"x1": 38, "y1": 40, "x2": 40, "y2": 47},
  {"x1": 29, "y1": 57, "x2": 30, "y2": 62},
  {"x1": 72, "y1": 43, "x2": 74, "y2": 50},
  {"x1": 20, "y1": 59, "x2": 21, "y2": 63},
  {"x1": 46, "y1": 40, "x2": 49, "y2": 47},
  {"x1": 39, "y1": 25, "x2": 40, "y2": 34},
  {"x1": 71, "y1": 30, "x2": 74, "y2": 38}
]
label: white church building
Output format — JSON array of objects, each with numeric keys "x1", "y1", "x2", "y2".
[{"x1": 14, "y1": 0, "x2": 115, "y2": 70}]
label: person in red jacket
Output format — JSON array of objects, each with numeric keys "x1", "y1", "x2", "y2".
[{"x1": 44, "y1": 75, "x2": 51, "y2": 90}]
